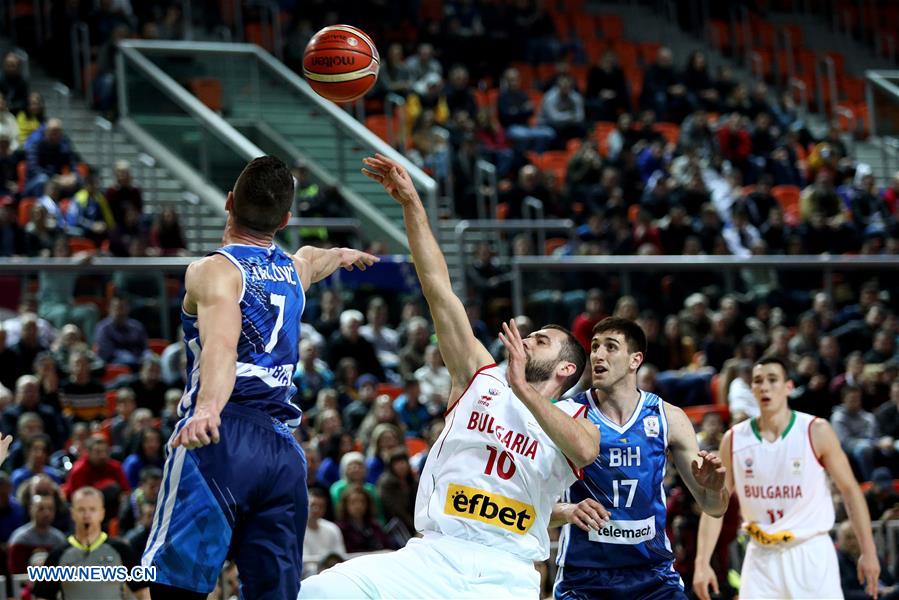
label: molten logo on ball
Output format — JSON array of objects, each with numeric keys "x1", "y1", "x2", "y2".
[{"x1": 303, "y1": 24, "x2": 380, "y2": 103}]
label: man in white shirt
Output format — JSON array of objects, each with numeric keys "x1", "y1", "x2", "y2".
[
  {"x1": 359, "y1": 297, "x2": 400, "y2": 371},
  {"x1": 414, "y1": 345, "x2": 451, "y2": 410},
  {"x1": 728, "y1": 360, "x2": 758, "y2": 422},
  {"x1": 302, "y1": 488, "x2": 346, "y2": 577}
]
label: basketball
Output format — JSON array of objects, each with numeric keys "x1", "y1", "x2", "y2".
[{"x1": 303, "y1": 25, "x2": 380, "y2": 103}]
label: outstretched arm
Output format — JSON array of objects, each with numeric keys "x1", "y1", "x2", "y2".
[
  {"x1": 693, "y1": 429, "x2": 735, "y2": 600},
  {"x1": 362, "y1": 154, "x2": 493, "y2": 389},
  {"x1": 172, "y1": 255, "x2": 242, "y2": 449},
  {"x1": 293, "y1": 246, "x2": 379, "y2": 291},
  {"x1": 666, "y1": 403, "x2": 729, "y2": 517},
  {"x1": 813, "y1": 418, "x2": 880, "y2": 599}
]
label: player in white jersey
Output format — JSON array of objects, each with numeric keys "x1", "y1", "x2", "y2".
[
  {"x1": 296, "y1": 155, "x2": 600, "y2": 599},
  {"x1": 694, "y1": 356, "x2": 880, "y2": 600}
]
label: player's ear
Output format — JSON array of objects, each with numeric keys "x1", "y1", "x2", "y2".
[
  {"x1": 225, "y1": 191, "x2": 234, "y2": 212},
  {"x1": 630, "y1": 351, "x2": 644, "y2": 371},
  {"x1": 276, "y1": 211, "x2": 292, "y2": 232}
]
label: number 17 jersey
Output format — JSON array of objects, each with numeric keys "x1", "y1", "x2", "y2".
[
  {"x1": 414, "y1": 364, "x2": 586, "y2": 561},
  {"x1": 557, "y1": 389, "x2": 674, "y2": 570}
]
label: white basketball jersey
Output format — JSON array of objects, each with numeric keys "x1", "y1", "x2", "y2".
[
  {"x1": 414, "y1": 365, "x2": 586, "y2": 561},
  {"x1": 731, "y1": 411, "x2": 834, "y2": 546}
]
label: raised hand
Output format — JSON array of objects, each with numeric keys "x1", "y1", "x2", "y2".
[
  {"x1": 498, "y1": 318, "x2": 531, "y2": 399},
  {"x1": 692, "y1": 450, "x2": 726, "y2": 491},
  {"x1": 361, "y1": 154, "x2": 419, "y2": 206},
  {"x1": 0, "y1": 433, "x2": 12, "y2": 467}
]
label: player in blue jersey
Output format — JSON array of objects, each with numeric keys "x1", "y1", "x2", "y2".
[
  {"x1": 141, "y1": 156, "x2": 378, "y2": 600},
  {"x1": 552, "y1": 317, "x2": 729, "y2": 599}
]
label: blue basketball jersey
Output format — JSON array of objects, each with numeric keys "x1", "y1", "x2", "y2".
[
  {"x1": 557, "y1": 389, "x2": 673, "y2": 570},
  {"x1": 178, "y1": 243, "x2": 305, "y2": 427}
]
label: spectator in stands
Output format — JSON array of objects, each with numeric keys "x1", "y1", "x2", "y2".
[
  {"x1": 33, "y1": 179, "x2": 64, "y2": 233},
  {"x1": 335, "y1": 484, "x2": 393, "y2": 554},
  {"x1": 365, "y1": 423, "x2": 403, "y2": 485},
  {"x1": 717, "y1": 113, "x2": 753, "y2": 178},
  {"x1": 539, "y1": 74, "x2": 585, "y2": 147},
  {"x1": 66, "y1": 169, "x2": 114, "y2": 244},
  {"x1": 117, "y1": 466, "x2": 161, "y2": 535},
  {"x1": 10, "y1": 435, "x2": 63, "y2": 492},
  {"x1": 303, "y1": 488, "x2": 346, "y2": 574},
  {"x1": 37, "y1": 237, "x2": 100, "y2": 336},
  {"x1": 696, "y1": 411, "x2": 725, "y2": 453},
  {"x1": 414, "y1": 345, "x2": 450, "y2": 411},
  {"x1": 377, "y1": 448, "x2": 417, "y2": 541},
  {"x1": 865, "y1": 330, "x2": 895, "y2": 365},
  {"x1": 293, "y1": 340, "x2": 334, "y2": 413},
  {"x1": 801, "y1": 170, "x2": 854, "y2": 252},
  {"x1": 444, "y1": 65, "x2": 477, "y2": 117},
  {"x1": 403, "y1": 43, "x2": 442, "y2": 90},
  {"x1": 327, "y1": 310, "x2": 385, "y2": 381},
  {"x1": 148, "y1": 207, "x2": 187, "y2": 255},
  {"x1": 108, "y1": 205, "x2": 145, "y2": 257},
  {"x1": 59, "y1": 350, "x2": 106, "y2": 423},
  {"x1": 876, "y1": 381, "x2": 899, "y2": 452},
  {"x1": 727, "y1": 360, "x2": 758, "y2": 423},
  {"x1": 123, "y1": 499, "x2": 154, "y2": 554},
  {"x1": 2, "y1": 376, "x2": 65, "y2": 451},
  {"x1": 375, "y1": 43, "x2": 412, "y2": 99},
  {"x1": 831, "y1": 385, "x2": 879, "y2": 481},
  {"x1": 16, "y1": 475, "x2": 71, "y2": 536},
  {"x1": 104, "y1": 160, "x2": 143, "y2": 226},
  {"x1": 343, "y1": 374, "x2": 380, "y2": 435},
  {"x1": 0, "y1": 53, "x2": 28, "y2": 115},
  {"x1": 0, "y1": 94, "x2": 18, "y2": 153},
  {"x1": 0, "y1": 202, "x2": 20, "y2": 256},
  {"x1": 864, "y1": 467, "x2": 899, "y2": 521},
  {"x1": 62, "y1": 435, "x2": 129, "y2": 521},
  {"x1": 16, "y1": 92, "x2": 43, "y2": 147},
  {"x1": 104, "y1": 387, "x2": 136, "y2": 457},
  {"x1": 722, "y1": 206, "x2": 761, "y2": 258},
  {"x1": 0, "y1": 472, "x2": 26, "y2": 570},
  {"x1": 121, "y1": 428, "x2": 164, "y2": 490},
  {"x1": 398, "y1": 316, "x2": 430, "y2": 380},
  {"x1": 7, "y1": 494, "x2": 64, "y2": 575},
  {"x1": 329, "y1": 452, "x2": 380, "y2": 517},
  {"x1": 497, "y1": 67, "x2": 555, "y2": 153},
  {"x1": 94, "y1": 296, "x2": 149, "y2": 368},
  {"x1": 836, "y1": 520, "x2": 899, "y2": 600},
  {"x1": 585, "y1": 49, "x2": 630, "y2": 122},
  {"x1": 127, "y1": 356, "x2": 165, "y2": 415},
  {"x1": 24, "y1": 119, "x2": 80, "y2": 198},
  {"x1": 682, "y1": 50, "x2": 719, "y2": 112},
  {"x1": 393, "y1": 379, "x2": 430, "y2": 439},
  {"x1": 640, "y1": 47, "x2": 689, "y2": 122},
  {"x1": 11, "y1": 314, "x2": 46, "y2": 382},
  {"x1": 93, "y1": 23, "x2": 130, "y2": 115},
  {"x1": 360, "y1": 297, "x2": 400, "y2": 373},
  {"x1": 5, "y1": 412, "x2": 44, "y2": 472}
]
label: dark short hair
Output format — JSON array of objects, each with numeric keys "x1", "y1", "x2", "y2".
[
  {"x1": 754, "y1": 355, "x2": 789, "y2": 378},
  {"x1": 232, "y1": 156, "x2": 294, "y2": 234},
  {"x1": 24, "y1": 433, "x2": 51, "y2": 454},
  {"x1": 139, "y1": 466, "x2": 163, "y2": 483},
  {"x1": 592, "y1": 317, "x2": 647, "y2": 355},
  {"x1": 841, "y1": 384, "x2": 862, "y2": 399},
  {"x1": 542, "y1": 324, "x2": 587, "y2": 396}
]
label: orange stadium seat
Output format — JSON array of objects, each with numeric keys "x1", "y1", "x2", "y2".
[
  {"x1": 597, "y1": 15, "x2": 624, "y2": 41},
  {"x1": 683, "y1": 404, "x2": 730, "y2": 427},
  {"x1": 68, "y1": 237, "x2": 97, "y2": 254},
  {"x1": 188, "y1": 77, "x2": 224, "y2": 113},
  {"x1": 102, "y1": 364, "x2": 131, "y2": 385},
  {"x1": 245, "y1": 23, "x2": 274, "y2": 52},
  {"x1": 653, "y1": 122, "x2": 680, "y2": 146},
  {"x1": 772, "y1": 185, "x2": 801, "y2": 224},
  {"x1": 17, "y1": 196, "x2": 35, "y2": 226},
  {"x1": 376, "y1": 383, "x2": 402, "y2": 399},
  {"x1": 365, "y1": 115, "x2": 390, "y2": 143},
  {"x1": 405, "y1": 437, "x2": 428, "y2": 456},
  {"x1": 147, "y1": 338, "x2": 170, "y2": 355}
]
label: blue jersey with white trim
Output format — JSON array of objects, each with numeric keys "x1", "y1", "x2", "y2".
[
  {"x1": 557, "y1": 388, "x2": 673, "y2": 569},
  {"x1": 179, "y1": 243, "x2": 305, "y2": 427}
]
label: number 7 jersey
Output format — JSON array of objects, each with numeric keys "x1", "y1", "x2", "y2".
[{"x1": 414, "y1": 364, "x2": 587, "y2": 561}]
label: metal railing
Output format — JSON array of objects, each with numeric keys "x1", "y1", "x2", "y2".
[
  {"x1": 116, "y1": 40, "x2": 437, "y2": 251},
  {"x1": 474, "y1": 160, "x2": 498, "y2": 219},
  {"x1": 509, "y1": 255, "x2": 899, "y2": 316},
  {"x1": 454, "y1": 219, "x2": 576, "y2": 303}
]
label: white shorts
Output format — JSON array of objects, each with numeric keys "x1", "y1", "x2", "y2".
[
  {"x1": 740, "y1": 533, "x2": 843, "y2": 599},
  {"x1": 298, "y1": 533, "x2": 541, "y2": 599}
]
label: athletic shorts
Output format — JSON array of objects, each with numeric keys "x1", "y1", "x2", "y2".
[
  {"x1": 142, "y1": 402, "x2": 307, "y2": 599},
  {"x1": 740, "y1": 533, "x2": 843, "y2": 599},
  {"x1": 298, "y1": 532, "x2": 541, "y2": 599},
  {"x1": 553, "y1": 561, "x2": 687, "y2": 600}
]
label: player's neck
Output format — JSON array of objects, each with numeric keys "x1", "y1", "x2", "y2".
[
  {"x1": 593, "y1": 382, "x2": 640, "y2": 424},
  {"x1": 531, "y1": 379, "x2": 563, "y2": 403},
  {"x1": 222, "y1": 221, "x2": 274, "y2": 248},
  {"x1": 756, "y1": 405, "x2": 792, "y2": 436}
]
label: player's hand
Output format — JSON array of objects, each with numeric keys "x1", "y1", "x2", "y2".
[
  {"x1": 172, "y1": 406, "x2": 221, "y2": 449},
  {"x1": 563, "y1": 499, "x2": 610, "y2": 532},
  {"x1": 0, "y1": 433, "x2": 13, "y2": 467},
  {"x1": 692, "y1": 561, "x2": 719, "y2": 600},
  {"x1": 857, "y1": 551, "x2": 880, "y2": 599},
  {"x1": 361, "y1": 154, "x2": 420, "y2": 206},
  {"x1": 498, "y1": 319, "x2": 532, "y2": 401},
  {"x1": 692, "y1": 450, "x2": 726, "y2": 491},
  {"x1": 335, "y1": 248, "x2": 379, "y2": 272}
]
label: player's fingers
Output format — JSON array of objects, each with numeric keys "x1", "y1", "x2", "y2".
[
  {"x1": 195, "y1": 427, "x2": 211, "y2": 447},
  {"x1": 0, "y1": 434, "x2": 12, "y2": 452},
  {"x1": 570, "y1": 513, "x2": 591, "y2": 532},
  {"x1": 209, "y1": 423, "x2": 221, "y2": 445},
  {"x1": 360, "y1": 167, "x2": 384, "y2": 181},
  {"x1": 693, "y1": 581, "x2": 710, "y2": 600},
  {"x1": 710, "y1": 575, "x2": 719, "y2": 595}
]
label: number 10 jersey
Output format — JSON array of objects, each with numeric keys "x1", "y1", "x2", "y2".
[{"x1": 414, "y1": 364, "x2": 586, "y2": 561}]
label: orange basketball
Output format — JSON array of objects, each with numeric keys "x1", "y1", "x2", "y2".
[{"x1": 303, "y1": 25, "x2": 380, "y2": 103}]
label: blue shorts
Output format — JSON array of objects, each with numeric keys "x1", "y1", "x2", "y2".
[
  {"x1": 554, "y1": 561, "x2": 687, "y2": 600},
  {"x1": 142, "y1": 402, "x2": 307, "y2": 599}
]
